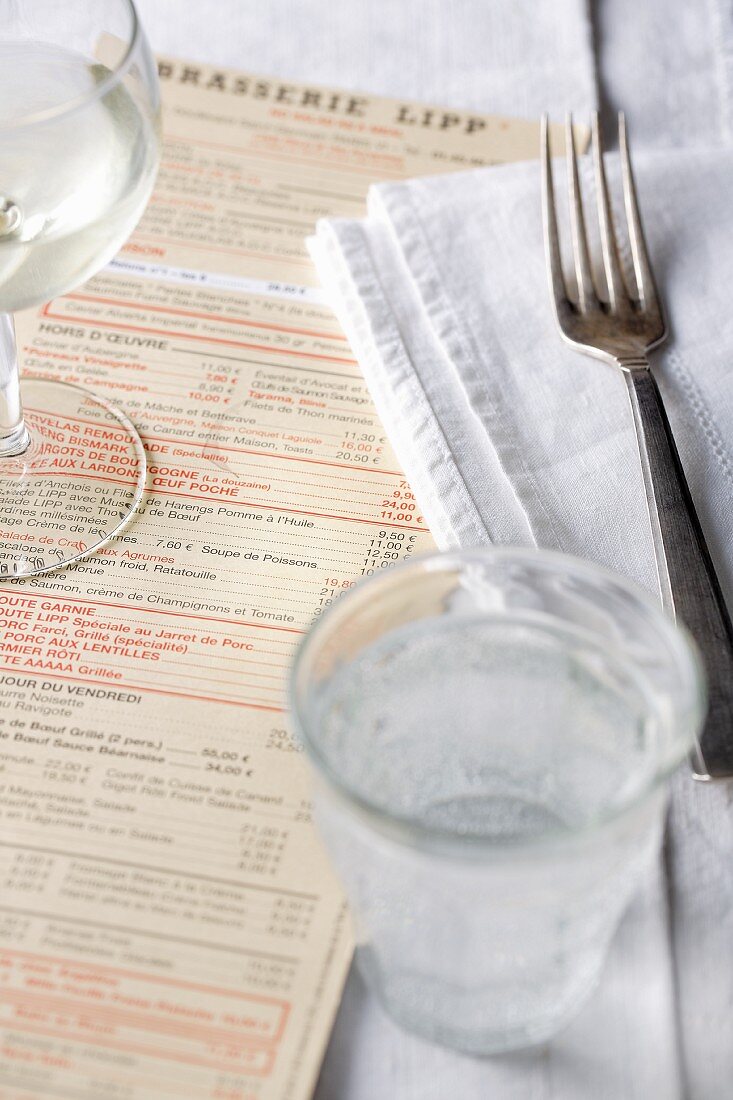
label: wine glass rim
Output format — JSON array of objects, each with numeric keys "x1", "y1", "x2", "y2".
[
  {"x1": 289, "y1": 546, "x2": 707, "y2": 855},
  {"x1": 0, "y1": 0, "x2": 142, "y2": 131}
]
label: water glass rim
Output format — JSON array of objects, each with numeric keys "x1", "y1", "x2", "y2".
[
  {"x1": 289, "y1": 546, "x2": 706, "y2": 855},
  {"x1": 0, "y1": 0, "x2": 141, "y2": 132}
]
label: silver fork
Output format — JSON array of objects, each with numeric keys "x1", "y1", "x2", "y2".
[{"x1": 541, "y1": 111, "x2": 733, "y2": 780}]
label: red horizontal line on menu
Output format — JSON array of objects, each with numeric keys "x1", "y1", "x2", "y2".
[
  {"x1": 41, "y1": 302, "x2": 356, "y2": 365},
  {"x1": 0, "y1": 590, "x2": 305, "y2": 635},
  {"x1": 23, "y1": 402, "x2": 406, "y2": 479},
  {"x1": 67, "y1": 292, "x2": 346, "y2": 342},
  {"x1": 144, "y1": 486, "x2": 423, "y2": 528},
  {"x1": 165, "y1": 133, "x2": 405, "y2": 179},
  {"x1": 0, "y1": 665, "x2": 284, "y2": 711},
  {"x1": 131, "y1": 231, "x2": 313, "y2": 266},
  {"x1": 0, "y1": 1019, "x2": 275, "y2": 1075}
]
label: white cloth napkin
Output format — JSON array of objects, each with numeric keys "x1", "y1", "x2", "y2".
[
  {"x1": 309, "y1": 146, "x2": 733, "y2": 1099},
  {"x1": 310, "y1": 148, "x2": 733, "y2": 607}
]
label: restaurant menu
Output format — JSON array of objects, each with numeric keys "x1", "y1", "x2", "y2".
[{"x1": 0, "y1": 57, "x2": 550, "y2": 1099}]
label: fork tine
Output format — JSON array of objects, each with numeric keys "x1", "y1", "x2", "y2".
[
  {"x1": 619, "y1": 112, "x2": 659, "y2": 310},
  {"x1": 541, "y1": 114, "x2": 568, "y2": 316},
  {"x1": 591, "y1": 111, "x2": 628, "y2": 311},
  {"x1": 565, "y1": 113, "x2": 596, "y2": 310}
]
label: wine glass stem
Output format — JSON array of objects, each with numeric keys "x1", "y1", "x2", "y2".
[{"x1": 0, "y1": 313, "x2": 30, "y2": 456}]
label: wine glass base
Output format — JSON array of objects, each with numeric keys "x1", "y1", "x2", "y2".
[{"x1": 0, "y1": 379, "x2": 146, "y2": 578}]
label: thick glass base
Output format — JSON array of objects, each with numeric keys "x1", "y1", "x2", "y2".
[
  {"x1": 0, "y1": 379, "x2": 145, "y2": 577},
  {"x1": 356, "y1": 947, "x2": 603, "y2": 1056}
]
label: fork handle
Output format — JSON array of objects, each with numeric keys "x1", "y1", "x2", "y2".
[{"x1": 622, "y1": 360, "x2": 733, "y2": 778}]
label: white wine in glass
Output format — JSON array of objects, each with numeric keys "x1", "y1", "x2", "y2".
[{"x1": 0, "y1": 0, "x2": 160, "y2": 576}]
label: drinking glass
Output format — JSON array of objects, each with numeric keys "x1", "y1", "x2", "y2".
[
  {"x1": 290, "y1": 548, "x2": 705, "y2": 1054},
  {"x1": 0, "y1": 0, "x2": 160, "y2": 576}
]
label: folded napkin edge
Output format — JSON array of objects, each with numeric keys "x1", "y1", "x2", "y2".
[{"x1": 310, "y1": 219, "x2": 515, "y2": 548}]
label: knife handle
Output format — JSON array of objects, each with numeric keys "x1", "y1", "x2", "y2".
[{"x1": 623, "y1": 361, "x2": 733, "y2": 779}]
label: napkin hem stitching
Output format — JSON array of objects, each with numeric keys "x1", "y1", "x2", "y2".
[
  {"x1": 663, "y1": 349, "x2": 733, "y2": 490},
  {"x1": 309, "y1": 220, "x2": 491, "y2": 549}
]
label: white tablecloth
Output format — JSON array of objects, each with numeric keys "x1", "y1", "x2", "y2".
[{"x1": 135, "y1": 4, "x2": 733, "y2": 1097}]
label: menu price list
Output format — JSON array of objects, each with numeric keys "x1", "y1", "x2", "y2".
[
  {"x1": 0, "y1": 51, "x2": 542, "y2": 1100},
  {"x1": 0, "y1": 679, "x2": 342, "y2": 1100},
  {"x1": 0, "y1": 511, "x2": 422, "y2": 708}
]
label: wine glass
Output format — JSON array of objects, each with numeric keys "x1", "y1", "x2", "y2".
[{"x1": 0, "y1": 0, "x2": 160, "y2": 576}]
